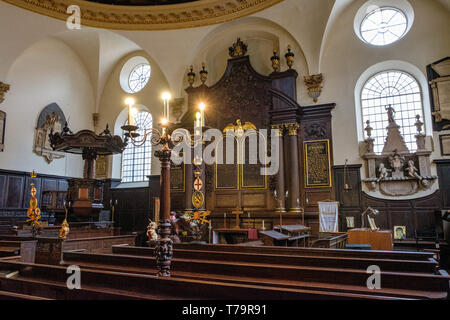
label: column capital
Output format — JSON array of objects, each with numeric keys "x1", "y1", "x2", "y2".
[
  {"x1": 271, "y1": 124, "x2": 285, "y2": 136},
  {"x1": 0, "y1": 82, "x2": 10, "y2": 104},
  {"x1": 285, "y1": 123, "x2": 300, "y2": 136}
]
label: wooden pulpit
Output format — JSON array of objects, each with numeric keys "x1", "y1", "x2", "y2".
[{"x1": 347, "y1": 228, "x2": 393, "y2": 251}]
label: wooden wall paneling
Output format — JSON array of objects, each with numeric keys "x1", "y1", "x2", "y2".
[
  {"x1": 435, "y1": 160, "x2": 450, "y2": 209},
  {"x1": 242, "y1": 191, "x2": 266, "y2": 209},
  {"x1": 42, "y1": 178, "x2": 58, "y2": 192},
  {"x1": 0, "y1": 174, "x2": 6, "y2": 208},
  {"x1": 6, "y1": 175, "x2": 24, "y2": 208},
  {"x1": 390, "y1": 211, "x2": 415, "y2": 238},
  {"x1": 361, "y1": 191, "x2": 441, "y2": 240}
]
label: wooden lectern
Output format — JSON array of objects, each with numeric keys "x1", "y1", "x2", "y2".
[{"x1": 347, "y1": 228, "x2": 393, "y2": 251}]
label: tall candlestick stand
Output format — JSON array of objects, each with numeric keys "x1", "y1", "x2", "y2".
[{"x1": 122, "y1": 120, "x2": 183, "y2": 277}]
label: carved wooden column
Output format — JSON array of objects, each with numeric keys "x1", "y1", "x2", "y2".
[
  {"x1": 272, "y1": 124, "x2": 286, "y2": 211},
  {"x1": 286, "y1": 123, "x2": 301, "y2": 213},
  {"x1": 154, "y1": 146, "x2": 173, "y2": 277}
]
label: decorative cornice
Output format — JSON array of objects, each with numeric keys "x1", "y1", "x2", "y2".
[
  {"x1": 0, "y1": 82, "x2": 10, "y2": 104},
  {"x1": 3, "y1": 0, "x2": 284, "y2": 30}
]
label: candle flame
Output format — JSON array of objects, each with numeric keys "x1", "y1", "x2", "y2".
[{"x1": 125, "y1": 97, "x2": 135, "y2": 107}]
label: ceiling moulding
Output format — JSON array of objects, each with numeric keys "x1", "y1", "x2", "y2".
[{"x1": 4, "y1": 0, "x2": 284, "y2": 30}]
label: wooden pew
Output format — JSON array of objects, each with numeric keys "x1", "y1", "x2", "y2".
[
  {"x1": 0, "y1": 260, "x2": 401, "y2": 300},
  {"x1": 170, "y1": 243, "x2": 436, "y2": 261},
  {"x1": 111, "y1": 245, "x2": 438, "y2": 274},
  {"x1": 0, "y1": 290, "x2": 53, "y2": 300},
  {"x1": 0, "y1": 240, "x2": 37, "y2": 263},
  {"x1": 61, "y1": 250, "x2": 450, "y2": 300}
]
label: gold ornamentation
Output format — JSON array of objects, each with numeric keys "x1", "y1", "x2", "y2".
[
  {"x1": 285, "y1": 45, "x2": 294, "y2": 69},
  {"x1": 229, "y1": 38, "x2": 248, "y2": 57},
  {"x1": 59, "y1": 219, "x2": 70, "y2": 239},
  {"x1": 271, "y1": 49, "x2": 280, "y2": 72},
  {"x1": 223, "y1": 119, "x2": 257, "y2": 136},
  {"x1": 199, "y1": 63, "x2": 208, "y2": 85},
  {"x1": 286, "y1": 123, "x2": 299, "y2": 136},
  {"x1": 0, "y1": 82, "x2": 10, "y2": 104},
  {"x1": 4, "y1": 0, "x2": 283, "y2": 31},
  {"x1": 192, "y1": 191, "x2": 205, "y2": 209},
  {"x1": 27, "y1": 171, "x2": 41, "y2": 237},
  {"x1": 186, "y1": 210, "x2": 211, "y2": 225},
  {"x1": 271, "y1": 124, "x2": 284, "y2": 136},
  {"x1": 187, "y1": 65, "x2": 195, "y2": 87},
  {"x1": 304, "y1": 74, "x2": 323, "y2": 103}
]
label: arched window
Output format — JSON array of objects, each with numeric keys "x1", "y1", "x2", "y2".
[
  {"x1": 121, "y1": 111, "x2": 153, "y2": 182},
  {"x1": 361, "y1": 70, "x2": 424, "y2": 154}
]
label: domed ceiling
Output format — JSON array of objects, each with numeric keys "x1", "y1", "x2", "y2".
[{"x1": 4, "y1": 0, "x2": 283, "y2": 30}]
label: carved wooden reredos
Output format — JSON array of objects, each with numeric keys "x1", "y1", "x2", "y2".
[{"x1": 172, "y1": 39, "x2": 335, "y2": 222}]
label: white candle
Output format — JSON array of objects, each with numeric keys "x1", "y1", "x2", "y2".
[{"x1": 262, "y1": 220, "x2": 265, "y2": 230}]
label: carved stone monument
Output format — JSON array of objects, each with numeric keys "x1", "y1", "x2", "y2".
[
  {"x1": 34, "y1": 103, "x2": 66, "y2": 163},
  {"x1": 361, "y1": 105, "x2": 436, "y2": 196}
]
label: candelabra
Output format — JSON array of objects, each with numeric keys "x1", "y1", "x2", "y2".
[{"x1": 121, "y1": 97, "x2": 183, "y2": 277}]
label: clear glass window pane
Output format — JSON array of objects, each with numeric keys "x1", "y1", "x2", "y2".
[
  {"x1": 121, "y1": 111, "x2": 153, "y2": 182},
  {"x1": 361, "y1": 71, "x2": 423, "y2": 154}
]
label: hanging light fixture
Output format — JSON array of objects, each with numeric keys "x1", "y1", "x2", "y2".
[{"x1": 343, "y1": 159, "x2": 352, "y2": 192}]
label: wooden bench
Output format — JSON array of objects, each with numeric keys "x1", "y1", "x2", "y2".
[
  {"x1": 0, "y1": 240, "x2": 37, "y2": 263},
  {"x1": 170, "y1": 243, "x2": 436, "y2": 261},
  {"x1": 0, "y1": 290, "x2": 53, "y2": 300},
  {"x1": 112, "y1": 245, "x2": 439, "y2": 274},
  {"x1": 61, "y1": 250, "x2": 449, "y2": 300},
  {"x1": 0, "y1": 260, "x2": 400, "y2": 300}
]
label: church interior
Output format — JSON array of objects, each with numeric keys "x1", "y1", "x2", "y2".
[{"x1": 0, "y1": 0, "x2": 450, "y2": 302}]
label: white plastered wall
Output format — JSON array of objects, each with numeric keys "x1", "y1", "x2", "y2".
[{"x1": 0, "y1": 0, "x2": 448, "y2": 198}]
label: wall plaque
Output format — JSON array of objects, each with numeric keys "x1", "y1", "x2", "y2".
[{"x1": 304, "y1": 139, "x2": 332, "y2": 188}]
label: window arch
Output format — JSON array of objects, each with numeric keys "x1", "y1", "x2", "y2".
[
  {"x1": 121, "y1": 111, "x2": 153, "y2": 182},
  {"x1": 361, "y1": 70, "x2": 424, "y2": 154}
]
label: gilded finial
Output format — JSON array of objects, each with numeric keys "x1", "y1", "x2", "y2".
[
  {"x1": 187, "y1": 65, "x2": 196, "y2": 87},
  {"x1": 30, "y1": 170, "x2": 37, "y2": 178},
  {"x1": 271, "y1": 49, "x2": 280, "y2": 72},
  {"x1": 199, "y1": 62, "x2": 208, "y2": 84},
  {"x1": 229, "y1": 38, "x2": 248, "y2": 58},
  {"x1": 285, "y1": 45, "x2": 295, "y2": 69}
]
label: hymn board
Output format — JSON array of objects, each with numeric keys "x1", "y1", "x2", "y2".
[{"x1": 170, "y1": 39, "x2": 335, "y2": 226}]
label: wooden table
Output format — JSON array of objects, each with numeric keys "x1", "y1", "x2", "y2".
[
  {"x1": 273, "y1": 224, "x2": 310, "y2": 247},
  {"x1": 259, "y1": 230, "x2": 290, "y2": 246},
  {"x1": 347, "y1": 228, "x2": 393, "y2": 251}
]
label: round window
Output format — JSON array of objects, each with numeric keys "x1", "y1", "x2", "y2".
[{"x1": 360, "y1": 7, "x2": 408, "y2": 46}]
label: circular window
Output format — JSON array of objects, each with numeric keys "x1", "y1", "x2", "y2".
[
  {"x1": 120, "y1": 56, "x2": 151, "y2": 93},
  {"x1": 360, "y1": 7, "x2": 407, "y2": 46},
  {"x1": 128, "y1": 63, "x2": 151, "y2": 93}
]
